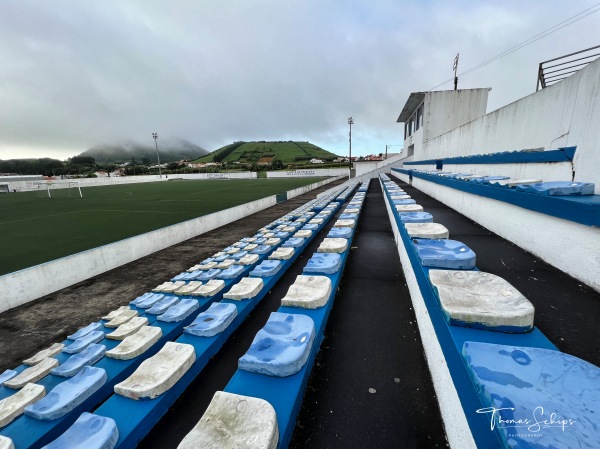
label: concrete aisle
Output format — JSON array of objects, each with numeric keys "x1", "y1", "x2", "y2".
[{"x1": 290, "y1": 182, "x2": 448, "y2": 448}]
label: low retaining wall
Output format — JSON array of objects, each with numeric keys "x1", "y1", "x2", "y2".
[{"x1": 390, "y1": 170, "x2": 600, "y2": 293}]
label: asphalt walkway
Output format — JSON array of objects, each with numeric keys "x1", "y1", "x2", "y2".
[{"x1": 289, "y1": 181, "x2": 448, "y2": 448}]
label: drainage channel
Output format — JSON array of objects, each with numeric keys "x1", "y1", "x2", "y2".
[{"x1": 290, "y1": 182, "x2": 448, "y2": 448}]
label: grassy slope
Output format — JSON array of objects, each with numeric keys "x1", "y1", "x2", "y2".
[
  {"x1": 0, "y1": 178, "x2": 324, "y2": 275},
  {"x1": 194, "y1": 141, "x2": 338, "y2": 164}
]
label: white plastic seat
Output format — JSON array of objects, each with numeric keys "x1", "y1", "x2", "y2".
[
  {"x1": 317, "y1": 238, "x2": 348, "y2": 254},
  {"x1": 281, "y1": 275, "x2": 332, "y2": 309},
  {"x1": 0, "y1": 436, "x2": 14, "y2": 449},
  {"x1": 23, "y1": 343, "x2": 64, "y2": 366},
  {"x1": 333, "y1": 219, "x2": 355, "y2": 228},
  {"x1": 106, "y1": 317, "x2": 149, "y2": 340},
  {"x1": 293, "y1": 229, "x2": 312, "y2": 238},
  {"x1": 106, "y1": 326, "x2": 162, "y2": 360},
  {"x1": 265, "y1": 238, "x2": 281, "y2": 246},
  {"x1": 429, "y1": 270, "x2": 535, "y2": 332},
  {"x1": 197, "y1": 262, "x2": 218, "y2": 270},
  {"x1": 269, "y1": 247, "x2": 295, "y2": 260},
  {"x1": 104, "y1": 309, "x2": 138, "y2": 328},
  {"x1": 114, "y1": 342, "x2": 195, "y2": 400},
  {"x1": 177, "y1": 391, "x2": 278, "y2": 449},
  {"x1": 405, "y1": 223, "x2": 449, "y2": 239},
  {"x1": 238, "y1": 254, "x2": 260, "y2": 266},
  {"x1": 395, "y1": 204, "x2": 424, "y2": 212},
  {"x1": 102, "y1": 306, "x2": 129, "y2": 321},
  {"x1": 217, "y1": 259, "x2": 236, "y2": 269},
  {"x1": 244, "y1": 243, "x2": 258, "y2": 251},
  {"x1": 175, "y1": 281, "x2": 203, "y2": 295},
  {"x1": 222, "y1": 277, "x2": 264, "y2": 300},
  {"x1": 0, "y1": 383, "x2": 46, "y2": 427},
  {"x1": 4, "y1": 358, "x2": 58, "y2": 389},
  {"x1": 190, "y1": 279, "x2": 225, "y2": 297}
]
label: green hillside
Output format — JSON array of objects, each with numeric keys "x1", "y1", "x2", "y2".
[{"x1": 195, "y1": 141, "x2": 338, "y2": 165}]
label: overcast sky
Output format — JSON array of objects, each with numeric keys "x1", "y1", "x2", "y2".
[{"x1": 1, "y1": 0, "x2": 599, "y2": 160}]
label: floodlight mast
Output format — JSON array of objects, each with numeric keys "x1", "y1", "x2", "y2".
[
  {"x1": 348, "y1": 117, "x2": 354, "y2": 180},
  {"x1": 152, "y1": 132, "x2": 162, "y2": 178}
]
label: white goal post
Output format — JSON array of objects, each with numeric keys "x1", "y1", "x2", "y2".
[{"x1": 35, "y1": 181, "x2": 83, "y2": 198}]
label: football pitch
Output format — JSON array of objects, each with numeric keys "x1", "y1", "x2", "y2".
[{"x1": 0, "y1": 178, "x2": 326, "y2": 276}]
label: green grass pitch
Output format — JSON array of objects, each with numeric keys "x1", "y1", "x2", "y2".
[{"x1": 0, "y1": 178, "x2": 325, "y2": 276}]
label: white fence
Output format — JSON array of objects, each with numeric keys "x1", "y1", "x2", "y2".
[{"x1": 266, "y1": 168, "x2": 348, "y2": 178}]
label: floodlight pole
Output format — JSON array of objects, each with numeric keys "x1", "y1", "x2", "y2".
[
  {"x1": 348, "y1": 117, "x2": 354, "y2": 180},
  {"x1": 152, "y1": 132, "x2": 162, "y2": 178}
]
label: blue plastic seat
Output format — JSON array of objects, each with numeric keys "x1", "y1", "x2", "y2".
[
  {"x1": 63, "y1": 331, "x2": 105, "y2": 354},
  {"x1": 392, "y1": 199, "x2": 416, "y2": 205},
  {"x1": 249, "y1": 260, "x2": 282, "y2": 277},
  {"x1": 25, "y1": 366, "x2": 107, "y2": 421},
  {"x1": 463, "y1": 341, "x2": 600, "y2": 449},
  {"x1": 229, "y1": 251, "x2": 248, "y2": 260},
  {"x1": 254, "y1": 237, "x2": 267, "y2": 244},
  {"x1": 398, "y1": 212, "x2": 433, "y2": 223},
  {"x1": 157, "y1": 298, "x2": 199, "y2": 322},
  {"x1": 52, "y1": 344, "x2": 106, "y2": 378},
  {"x1": 339, "y1": 213, "x2": 358, "y2": 220},
  {"x1": 217, "y1": 265, "x2": 245, "y2": 280},
  {"x1": 470, "y1": 175, "x2": 510, "y2": 183},
  {"x1": 251, "y1": 245, "x2": 271, "y2": 255},
  {"x1": 213, "y1": 254, "x2": 229, "y2": 262},
  {"x1": 146, "y1": 297, "x2": 179, "y2": 315},
  {"x1": 135, "y1": 293, "x2": 165, "y2": 309},
  {"x1": 68, "y1": 322, "x2": 103, "y2": 341},
  {"x1": 515, "y1": 181, "x2": 595, "y2": 196},
  {"x1": 170, "y1": 272, "x2": 188, "y2": 282},
  {"x1": 274, "y1": 232, "x2": 290, "y2": 239},
  {"x1": 282, "y1": 238, "x2": 304, "y2": 248},
  {"x1": 197, "y1": 269, "x2": 222, "y2": 281},
  {"x1": 42, "y1": 412, "x2": 119, "y2": 449},
  {"x1": 327, "y1": 227, "x2": 352, "y2": 239},
  {"x1": 239, "y1": 312, "x2": 315, "y2": 377},
  {"x1": 303, "y1": 253, "x2": 342, "y2": 274},
  {"x1": 0, "y1": 369, "x2": 17, "y2": 384},
  {"x1": 184, "y1": 302, "x2": 238, "y2": 337},
  {"x1": 129, "y1": 292, "x2": 155, "y2": 307},
  {"x1": 413, "y1": 239, "x2": 476, "y2": 269},
  {"x1": 302, "y1": 223, "x2": 319, "y2": 231}
]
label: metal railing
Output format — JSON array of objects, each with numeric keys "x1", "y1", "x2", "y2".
[{"x1": 536, "y1": 44, "x2": 600, "y2": 91}]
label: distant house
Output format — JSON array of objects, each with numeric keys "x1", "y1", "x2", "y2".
[
  {"x1": 204, "y1": 162, "x2": 220, "y2": 167},
  {"x1": 94, "y1": 171, "x2": 109, "y2": 177},
  {"x1": 111, "y1": 168, "x2": 126, "y2": 177},
  {"x1": 366, "y1": 155, "x2": 383, "y2": 161},
  {"x1": 333, "y1": 157, "x2": 348, "y2": 163},
  {"x1": 257, "y1": 157, "x2": 274, "y2": 165},
  {"x1": 309, "y1": 158, "x2": 324, "y2": 164},
  {"x1": 187, "y1": 163, "x2": 206, "y2": 168}
]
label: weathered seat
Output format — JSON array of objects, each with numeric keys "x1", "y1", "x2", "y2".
[
  {"x1": 106, "y1": 326, "x2": 162, "y2": 360},
  {"x1": 404, "y1": 223, "x2": 449, "y2": 239},
  {"x1": 223, "y1": 277, "x2": 264, "y2": 300},
  {"x1": 239, "y1": 312, "x2": 315, "y2": 377},
  {"x1": 317, "y1": 238, "x2": 348, "y2": 254},
  {"x1": 158, "y1": 298, "x2": 199, "y2": 323},
  {"x1": 184, "y1": 302, "x2": 238, "y2": 337},
  {"x1": 114, "y1": 342, "x2": 195, "y2": 400},
  {"x1": 269, "y1": 247, "x2": 295, "y2": 260},
  {"x1": 106, "y1": 317, "x2": 148, "y2": 340},
  {"x1": 104, "y1": 309, "x2": 138, "y2": 328},
  {"x1": 190, "y1": 279, "x2": 225, "y2": 297},
  {"x1": 4, "y1": 358, "x2": 58, "y2": 389},
  {"x1": 429, "y1": 270, "x2": 534, "y2": 332},
  {"x1": 51, "y1": 344, "x2": 106, "y2": 378},
  {"x1": 0, "y1": 383, "x2": 46, "y2": 427},
  {"x1": 23, "y1": 343, "x2": 64, "y2": 366},
  {"x1": 24, "y1": 366, "x2": 107, "y2": 420},
  {"x1": 41, "y1": 412, "x2": 118, "y2": 449},
  {"x1": 281, "y1": 275, "x2": 332, "y2": 309},
  {"x1": 177, "y1": 391, "x2": 278, "y2": 449},
  {"x1": 63, "y1": 331, "x2": 105, "y2": 354}
]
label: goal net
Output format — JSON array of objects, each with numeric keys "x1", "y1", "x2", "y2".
[{"x1": 35, "y1": 181, "x2": 83, "y2": 199}]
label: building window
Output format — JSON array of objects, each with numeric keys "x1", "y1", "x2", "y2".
[{"x1": 417, "y1": 104, "x2": 424, "y2": 129}]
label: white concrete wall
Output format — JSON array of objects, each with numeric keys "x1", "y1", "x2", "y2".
[
  {"x1": 0, "y1": 196, "x2": 276, "y2": 313},
  {"x1": 266, "y1": 168, "x2": 348, "y2": 178},
  {"x1": 286, "y1": 176, "x2": 344, "y2": 200},
  {"x1": 354, "y1": 154, "x2": 405, "y2": 176},
  {"x1": 391, "y1": 170, "x2": 600, "y2": 293},
  {"x1": 10, "y1": 172, "x2": 258, "y2": 191},
  {"x1": 414, "y1": 58, "x2": 600, "y2": 192}
]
